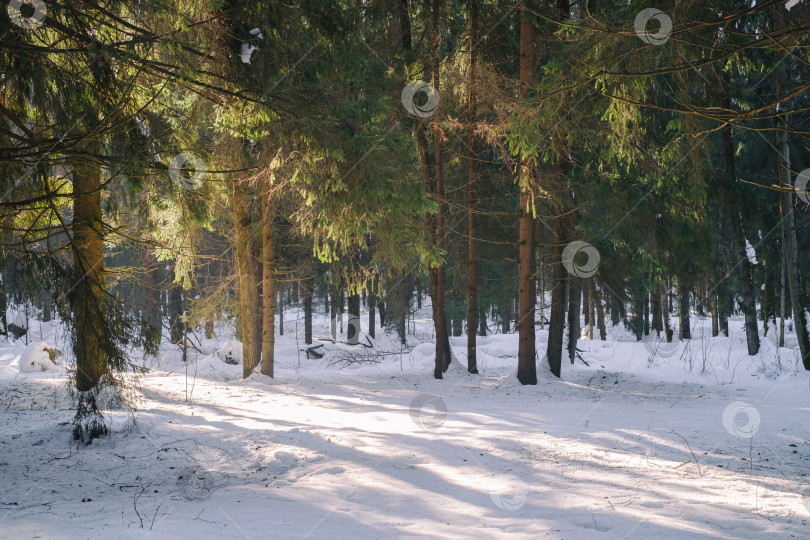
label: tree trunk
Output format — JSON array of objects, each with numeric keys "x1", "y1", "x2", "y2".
[
  {"x1": 721, "y1": 76, "x2": 759, "y2": 355},
  {"x1": 567, "y1": 278, "x2": 581, "y2": 363},
  {"x1": 378, "y1": 298, "x2": 386, "y2": 327},
  {"x1": 678, "y1": 279, "x2": 691, "y2": 340},
  {"x1": 516, "y1": 0, "x2": 537, "y2": 385},
  {"x1": 547, "y1": 228, "x2": 567, "y2": 377},
  {"x1": 594, "y1": 283, "x2": 607, "y2": 340},
  {"x1": 730, "y1": 207, "x2": 759, "y2": 354},
  {"x1": 329, "y1": 278, "x2": 338, "y2": 343},
  {"x1": 140, "y1": 247, "x2": 162, "y2": 354},
  {"x1": 279, "y1": 283, "x2": 284, "y2": 336},
  {"x1": 465, "y1": 0, "x2": 479, "y2": 375},
  {"x1": 772, "y1": 39, "x2": 809, "y2": 366},
  {"x1": 661, "y1": 282, "x2": 673, "y2": 342},
  {"x1": 233, "y1": 180, "x2": 260, "y2": 377},
  {"x1": 261, "y1": 184, "x2": 275, "y2": 377},
  {"x1": 780, "y1": 242, "x2": 786, "y2": 348},
  {"x1": 539, "y1": 255, "x2": 546, "y2": 330},
  {"x1": 168, "y1": 271, "x2": 183, "y2": 345},
  {"x1": 368, "y1": 291, "x2": 376, "y2": 339},
  {"x1": 776, "y1": 129, "x2": 810, "y2": 368},
  {"x1": 420, "y1": 0, "x2": 451, "y2": 377},
  {"x1": 587, "y1": 279, "x2": 595, "y2": 339},
  {"x1": 347, "y1": 292, "x2": 360, "y2": 345},
  {"x1": 0, "y1": 219, "x2": 7, "y2": 336},
  {"x1": 72, "y1": 160, "x2": 107, "y2": 392},
  {"x1": 651, "y1": 281, "x2": 662, "y2": 336},
  {"x1": 304, "y1": 280, "x2": 314, "y2": 346},
  {"x1": 643, "y1": 291, "x2": 650, "y2": 336},
  {"x1": 609, "y1": 289, "x2": 620, "y2": 326},
  {"x1": 763, "y1": 266, "x2": 773, "y2": 337},
  {"x1": 478, "y1": 303, "x2": 487, "y2": 336},
  {"x1": 339, "y1": 287, "x2": 344, "y2": 334},
  {"x1": 711, "y1": 293, "x2": 719, "y2": 337},
  {"x1": 582, "y1": 278, "x2": 590, "y2": 327}
]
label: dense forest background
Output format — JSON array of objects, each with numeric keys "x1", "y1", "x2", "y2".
[{"x1": 1, "y1": 0, "x2": 809, "y2": 441}]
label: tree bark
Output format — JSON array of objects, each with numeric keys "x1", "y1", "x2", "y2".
[
  {"x1": 780, "y1": 242, "x2": 786, "y2": 348},
  {"x1": 72, "y1": 160, "x2": 107, "y2": 392},
  {"x1": 662, "y1": 282, "x2": 673, "y2": 342},
  {"x1": 721, "y1": 77, "x2": 759, "y2": 355},
  {"x1": 547, "y1": 228, "x2": 567, "y2": 377},
  {"x1": 516, "y1": 0, "x2": 537, "y2": 385},
  {"x1": 140, "y1": 247, "x2": 162, "y2": 353},
  {"x1": 651, "y1": 281, "x2": 662, "y2": 336},
  {"x1": 261, "y1": 183, "x2": 275, "y2": 376},
  {"x1": 304, "y1": 281, "x2": 314, "y2": 345},
  {"x1": 678, "y1": 279, "x2": 691, "y2": 340},
  {"x1": 466, "y1": 0, "x2": 479, "y2": 374},
  {"x1": 233, "y1": 180, "x2": 261, "y2": 377},
  {"x1": 428, "y1": 0, "x2": 452, "y2": 378},
  {"x1": 594, "y1": 283, "x2": 607, "y2": 340},
  {"x1": 330, "y1": 271, "x2": 338, "y2": 341},
  {"x1": 567, "y1": 278, "x2": 581, "y2": 363},
  {"x1": 279, "y1": 283, "x2": 284, "y2": 335},
  {"x1": 774, "y1": 54, "x2": 810, "y2": 367},
  {"x1": 368, "y1": 290, "x2": 376, "y2": 339},
  {"x1": 168, "y1": 266, "x2": 183, "y2": 345},
  {"x1": 587, "y1": 279, "x2": 595, "y2": 339},
  {"x1": 347, "y1": 292, "x2": 361, "y2": 345}
]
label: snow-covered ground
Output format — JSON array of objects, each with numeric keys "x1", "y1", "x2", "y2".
[{"x1": 0, "y1": 305, "x2": 808, "y2": 539}]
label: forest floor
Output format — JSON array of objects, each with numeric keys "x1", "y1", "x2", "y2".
[{"x1": 0, "y1": 306, "x2": 808, "y2": 539}]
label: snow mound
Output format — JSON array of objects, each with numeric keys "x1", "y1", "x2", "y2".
[
  {"x1": 408, "y1": 342, "x2": 435, "y2": 370},
  {"x1": 214, "y1": 340, "x2": 243, "y2": 366},
  {"x1": 19, "y1": 341, "x2": 62, "y2": 373}
]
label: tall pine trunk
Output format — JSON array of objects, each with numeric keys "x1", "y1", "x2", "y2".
[
  {"x1": 368, "y1": 291, "x2": 376, "y2": 339},
  {"x1": 775, "y1": 50, "x2": 810, "y2": 368},
  {"x1": 72, "y1": 160, "x2": 107, "y2": 392},
  {"x1": 678, "y1": 279, "x2": 691, "y2": 340},
  {"x1": 431, "y1": 0, "x2": 451, "y2": 378},
  {"x1": 140, "y1": 247, "x2": 162, "y2": 354},
  {"x1": 721, "y1": 79, "x2": 759, "y2": 355},
  {"x1": 261, "y1": 184, "x2": 275, "y2": 377},
  {"x1": 547, "y1": 223, "x2": 567, "y2": 377},
  {"x1": 347, "y1": 292, "x2": 361, "y2": 345},
  {"x1": 661, "y1": 282, "x2": 673, "y2": 342},
  {"x1": 466, "y1": 0, "x2": 479, "y2": 374},
  {"x1": 168, "y1": 270, "x2": 183, "y2": 345},
  {"x1": 304, "y1": 280, "x2": 314, "y2": 345},
  {"x1": 594, "y1": 283, "x2": 607, "y2": 340},
  {"x1": 516, "y1": 0, "x2": 537, "y2": 385},
  {"x1": 233, "y1": 180, "x2": 261, "y2": 377},
  {"x1": 567, "y1": 278, "x2": 581, "y2": 363}
]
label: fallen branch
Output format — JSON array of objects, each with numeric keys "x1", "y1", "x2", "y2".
[{"x1": 672, "y1": 431, "x2": 702, "y2": 476}]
